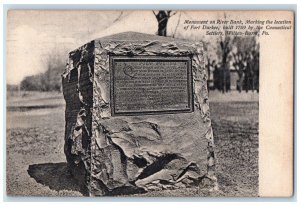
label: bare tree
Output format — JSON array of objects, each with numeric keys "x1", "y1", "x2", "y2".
[
  {"x1": 42, "y1": 48, "x2": 66, "y2": 91},
  {"x1": 206, "y1": 57, "x2": 217, "y2": 92},
  {"x1": 219, "y1": 36, "x2": 231, "y2": 93},
  {"x1": 217, "y1": 13, "x2": 233, "y2": 93},
  {"x1": 21, "y1": 47, "x2": 66, "y2": 92},
  {"x1": 152, "y1": 10, "x2": 176, "y2": 36},
  {"x1": 232, "y1": 51, "x2": 246, "y2": 92},
  {"x1": 231, "y1": 36, "x2": 260, "y2": 93}
]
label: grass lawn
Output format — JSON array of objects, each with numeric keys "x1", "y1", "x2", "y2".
[{"x1": 6, "y1": 91, "x2": 258, "y2": 197}]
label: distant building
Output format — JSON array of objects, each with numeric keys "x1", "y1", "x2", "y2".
[{"x1": 230, "y1": 70, "x2": 239, "y2": 90}]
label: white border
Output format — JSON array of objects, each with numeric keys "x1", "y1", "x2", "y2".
[{"x1": 1, "y1": 1, "x2": 298, "y2": 206}]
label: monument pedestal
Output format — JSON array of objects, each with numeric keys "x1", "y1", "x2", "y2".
[{"x1": 62, "y1": 32, "x2": 216, "y2": 196}]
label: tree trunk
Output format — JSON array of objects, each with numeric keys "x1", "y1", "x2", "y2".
[
  {"x1": 222, "y1": 55, "x2": 227, "y2": 93},
  {"x1": 207, "y1": 59, "x2": 211, "y2": 93},
  {"x1": 156, "y1": 11, "x2": 169, "y2": 36}
]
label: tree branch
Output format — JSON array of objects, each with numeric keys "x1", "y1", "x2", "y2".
[
  {"x1": 172, "y1": 11, "x2": 181, "y2": 37},
  {"x1": 152, "y1": 10, "x2": 158, "y2": 19},
  {"x1": 112, "y1": 11, "x2": 124, "y2": 24},
  {"x1": 169, "y1": 11, "x2": 177, "y2": 17}
]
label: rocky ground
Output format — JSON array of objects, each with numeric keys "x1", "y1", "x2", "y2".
[{"x1": 6, "y1": 91, "x2": 258, "y2": 197}]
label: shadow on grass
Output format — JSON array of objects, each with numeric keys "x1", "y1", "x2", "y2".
[
  {"x1": 27, "y1": 162, "x2": 147, "y2": 197},
  {"x1": 27, "y1": 162, "x2": 85, "y2": 195},
  {"x1": 7, "y1": 104, "x2": 62, "y2": 112}
]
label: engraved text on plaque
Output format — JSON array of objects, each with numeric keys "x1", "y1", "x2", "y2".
[{"x1": 110, "y1": 56, "x2": 193, "y2": 116}]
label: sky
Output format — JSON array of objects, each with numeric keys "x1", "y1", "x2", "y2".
[
  {"x1": 6, "y1": 10, "x2": 258, "y2": 85},
  {"x1": 6, "y1": 11, "x2": 124, "y2": 84},
  {"x1": 6, "y1": 10, "x2": 220, "y2": 85}
]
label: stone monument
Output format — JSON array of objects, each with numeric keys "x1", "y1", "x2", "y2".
[{"x1": 62, "y1": 32, "x2": 216, "y2": 196}]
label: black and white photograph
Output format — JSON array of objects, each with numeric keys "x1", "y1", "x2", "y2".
[{"x1": 5, "y1": 9, "x2": 294, "y2": 198}]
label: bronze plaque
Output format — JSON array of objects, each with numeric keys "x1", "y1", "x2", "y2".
[{"x1": 110, "y1": 56, "x2": 193, "y2": 116}]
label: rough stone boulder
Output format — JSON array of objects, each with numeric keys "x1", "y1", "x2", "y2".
[{"x1": 62, "y1": 32, "x2": 216, "y2": 196}]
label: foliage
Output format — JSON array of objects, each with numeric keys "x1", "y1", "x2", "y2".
[{"x1": 20, "y1": 53, "x2": 65, "y2": 92}]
